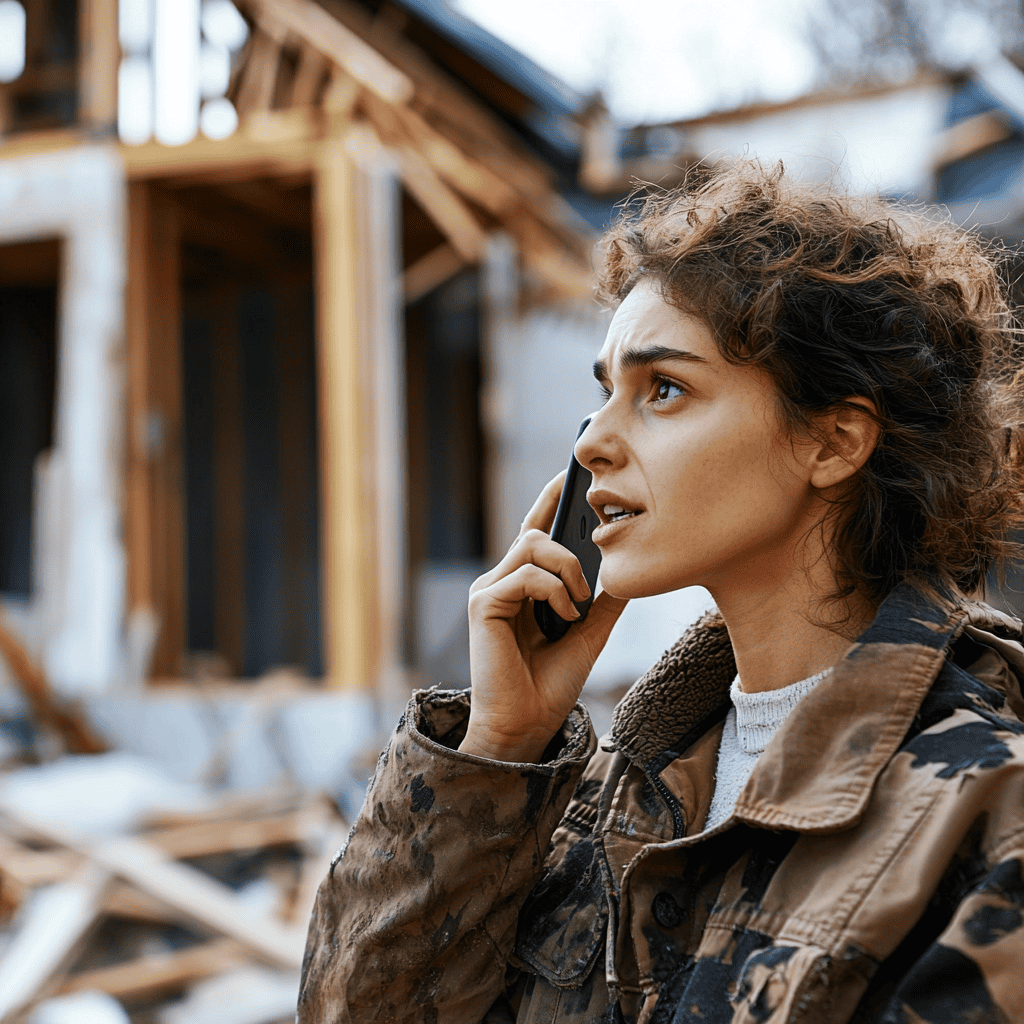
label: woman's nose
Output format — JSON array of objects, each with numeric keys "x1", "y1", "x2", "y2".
[{"x1": 574, "y1": 407, "x2": 619, "y2": 470}]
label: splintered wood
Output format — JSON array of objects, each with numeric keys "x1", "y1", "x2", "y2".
[{"x1": 0, "y1": 791, "x2": 345, "y2": 1023}]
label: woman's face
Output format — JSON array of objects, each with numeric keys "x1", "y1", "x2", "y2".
[{"x1": 578, "y1": 279, "x2": 822, "y2": 601}]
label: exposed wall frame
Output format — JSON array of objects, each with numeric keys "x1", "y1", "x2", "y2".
[
  {"x1": 0, "y1": 146, "x2": 126, "y2": 695},
  {"x1": 314, "y1": 134, "x2": 370, "y2": 689},
  {"x1": 351, "y1": 130, "x2": 405, "y2": 700}
]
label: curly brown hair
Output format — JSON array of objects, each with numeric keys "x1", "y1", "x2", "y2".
[{"x1": 596, "y1": 160, "x2": 1024, "y2": 606}]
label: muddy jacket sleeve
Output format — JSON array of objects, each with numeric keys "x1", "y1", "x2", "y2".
[
  {"x1": 875, "y1": 844, "x2": 1024, "y2": 1022},
  {"x1": 297, "y1": 687, "x2": 597, "y2": 1024}
]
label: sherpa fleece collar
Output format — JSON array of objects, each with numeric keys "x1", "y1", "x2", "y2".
[{"x1": 609, "y1": 583, "x2": 1024, "y2": 834}]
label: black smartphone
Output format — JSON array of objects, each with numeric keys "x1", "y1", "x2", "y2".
[{"x1": 534, "y1": 417, "x2": 603, "y2": 642}]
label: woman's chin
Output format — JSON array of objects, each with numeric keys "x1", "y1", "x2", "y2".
[{"x1": 598, "y1": 566, "x2": 684, "y2": 602}]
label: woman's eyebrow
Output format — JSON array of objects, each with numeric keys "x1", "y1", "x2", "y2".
[{"x1": 593, "y1": 344, "x2": 708, "y2": 381}]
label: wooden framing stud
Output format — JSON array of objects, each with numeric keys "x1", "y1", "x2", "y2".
[
  {"x1": 313, "y1": 137, "x2": 372, "y2": 689},
  {"x1": 78, "y1": 0, "x2": 119, "y2": 133}
]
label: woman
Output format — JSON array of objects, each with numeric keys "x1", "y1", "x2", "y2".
[{"x1": 298, "y1": 162, "x2": 1024, "y2": 1023}]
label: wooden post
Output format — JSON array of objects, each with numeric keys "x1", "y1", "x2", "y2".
[
  {"x1": 352, "y1": 140, "x2": 406, "y2": 702},
  {"x1": 314, "y1": 136, "x2": 370, "y2": 689},
  {"x1": 79, "y1": 0, "x2": 119, "y2": 133},
  {"x1": 125, "y1": 183, "x2": 155, "y2": 623},
  {"x1": 125, "y1": 185, "x2": 187, "y2": 680},
  {"x1": 149, "y1": 190, "x2": 186, "y2": 679}
]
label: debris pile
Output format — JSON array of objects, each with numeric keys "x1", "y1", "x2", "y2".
[{"x1": 0, "y1": 769, "x2": 346, "y2": 1024}]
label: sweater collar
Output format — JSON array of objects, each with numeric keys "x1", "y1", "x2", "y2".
[{"x1": 609, "y1": 583, "x2": 1022, "y2": 834}]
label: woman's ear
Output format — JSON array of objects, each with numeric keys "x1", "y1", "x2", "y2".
[{"x1": 806, "y1": 397, "x2": 881, "y2": 490}]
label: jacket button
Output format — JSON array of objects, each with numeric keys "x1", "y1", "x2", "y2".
[{"x1": 652, "y1": 891, "x2": 685, "y2": 929}]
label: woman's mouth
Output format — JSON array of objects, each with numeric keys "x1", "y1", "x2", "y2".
[
  {"x1": 591, "y1": 495, "x2": 645, "y2": 546},
  {"x1": 603, "y1": 505, "x2": 641, "y2": 523}
]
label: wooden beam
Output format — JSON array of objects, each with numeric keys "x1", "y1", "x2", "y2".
[
  {"x1": 402, "y1": 241, "x2": 465, "y2": 304},
  {"x1": 102, "y1": 879, "x2": 186, "y2": 925},
  {"x1": 59, "y1": 938, "x2": 248, "y2": 1003},
  {"x1": 309, "y1": 0, "x2": 552, "y2": 199},
  {"x1": 313, "y1": 138, "x2": 371, "y2": 689},
  {"x1": 244, "y1": 0, "x2": 413, "y2": 104},
  {"x1": 144, "y1": 808, "x2": 311, "y2": 860},
  {"x1": 289, "y1": 43, "x2": 329, "y2": 108},
  {"x1": 234, "y1": 29, "x2": 283, "y2": 122},
  {"x1": 0, "y1": 808, "x2": 306, "y2": 970},
  {"x1": 145, "y1": 189, "x2": 187, "y2": 679},
  {"x1": 514, "y1": 217, "x2": 594, "y2": 300},
  {"x1": 0, "y1": 616, "x2": 105, "y2": 754},
  {"x1": 391, "y1": 140, "x2": 486, "y2": 263},
  {"x1": 0, "y1": 128, "x2": 85, "y2": 160},
  {"x1": 0, "y1": 836, "x2": 80, "y2": 890},
  {"x1": 931, "y1": 110, "x2": 1013, "y2": 169},
  {"x1": 125, "y1": 183, "x2": 155, "y2": 628},
  {"x1": 78, "y1": 0, "x2": 119, "y2": 132},
  {"x1": 360, "y1": 87, "x2": 517, "y2": 218},
  {"x1": 121, "y1": 131, "x2": 315, "y2": 183},
  {"x1": 390, "y1": 102, "x2": 518, "y2": 218},
  {"x1": 0, "y1": 863, "x2": 110, "y2": 1022},
  {"x1": 95, "y1": 838, "x2": 305, "y2": 968}
]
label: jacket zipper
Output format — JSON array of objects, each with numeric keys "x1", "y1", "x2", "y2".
[{"x1": 647, "y1": 768, "x2": 686, "y2": 839}]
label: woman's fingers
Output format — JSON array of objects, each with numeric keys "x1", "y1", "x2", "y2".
[
  {"x1": 570, "y1": 588, "x2": 629, "y2": 658},
  {"x1": 520, "y1": 472, "x2": 566, "y2": 536},
  {"x1": 470, "y1": 563, "x2": 580, "y2": 623},
  {"x1": 473, "y1": 528, "x2": 590, "y2": 602}
]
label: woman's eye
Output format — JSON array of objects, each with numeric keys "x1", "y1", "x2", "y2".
[
  {"x1": 653, "y1": 378, "x2": 686, "y2": 403},
  {"x1": 598, "y1": 385, "x2": 612, "y2": 404}
]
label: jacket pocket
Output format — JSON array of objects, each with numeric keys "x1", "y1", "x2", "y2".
[{"x1": 513, "y1": 832, "x2": 609, "y2": 987}]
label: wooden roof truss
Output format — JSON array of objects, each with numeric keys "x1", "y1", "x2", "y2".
[{"x1": 226, "y1": 0, "x2": 594, "y2": 298}]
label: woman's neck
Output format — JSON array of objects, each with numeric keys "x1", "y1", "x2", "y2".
[{"x1": 710, "y1": 559, "x2": 876, "y2": 695}]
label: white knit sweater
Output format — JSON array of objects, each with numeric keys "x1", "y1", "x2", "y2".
[{"x1": 704, "y1": 668, "x2": 830, "y2": 832}]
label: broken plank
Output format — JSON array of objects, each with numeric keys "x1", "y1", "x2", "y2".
[
  {"x1": 0, "y1": 616, "x2": 105, "y2": 754},
  {"x1": 0, "y1": 835, "x2": 80, "y2": 889},
  {"x1": 143, "y1": 809, "x2": 310, "y2": 860},
  {"x1": 102, "y1": 879, "x2": 185, "y2": 925},
  {"x1": 91, "y1": 837, "x2": 306, "y2": 969},
  {"x1": 0, "y1": 863, "x2": 110, "y2": 1023},
  {"x1": 0, "y1": 807, "x2": 305, "y2": 970},
  {"x1": 59, "y1": 938, "x2": 248, "y2": 1003}
]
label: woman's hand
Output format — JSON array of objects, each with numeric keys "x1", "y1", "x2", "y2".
[{"x1": 460, "y1": 473, "x2": 629, "y2": 763}]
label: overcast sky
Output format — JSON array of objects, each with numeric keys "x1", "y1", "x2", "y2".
[{"x1": 451, "y1": 0, "x2": 822, "y2": 124}]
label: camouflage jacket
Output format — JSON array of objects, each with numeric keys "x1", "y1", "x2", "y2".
[{"x1": 299, "y1": 584, "x2": 1024, "y2": 1023}]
